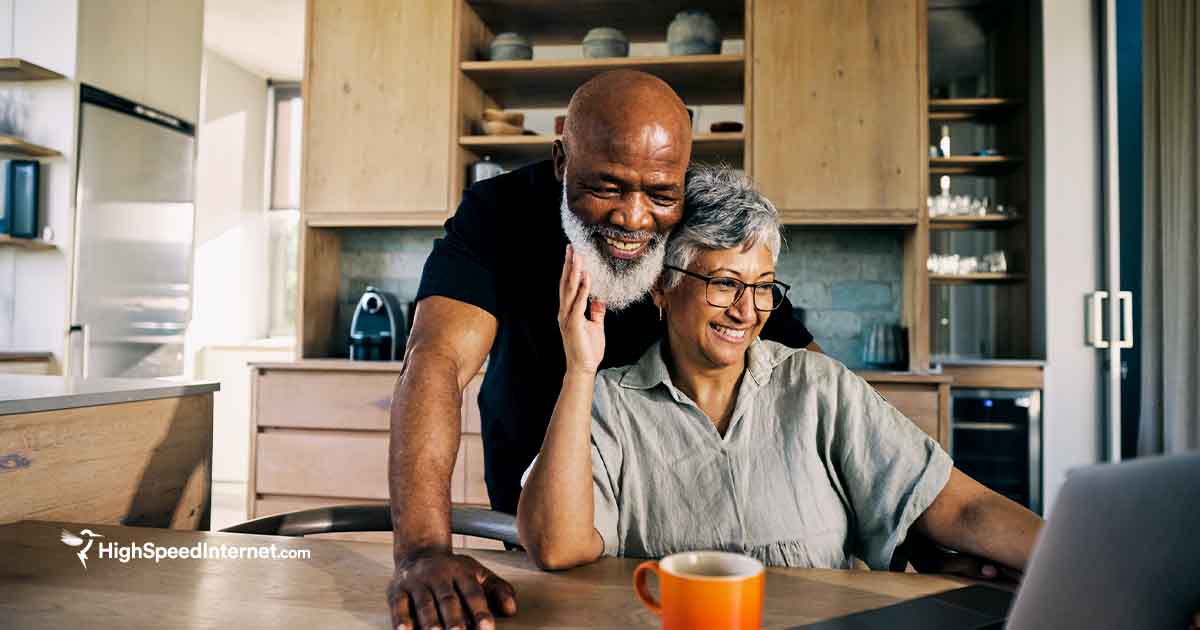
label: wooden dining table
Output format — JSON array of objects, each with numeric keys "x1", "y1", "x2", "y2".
[{"x1": 0, "y1": 520, "x2": 976, "y2": 629}]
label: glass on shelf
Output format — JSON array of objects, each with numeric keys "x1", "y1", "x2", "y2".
[{"x1": 928, "y1": 250, "x2": 1009, "y2": 275}]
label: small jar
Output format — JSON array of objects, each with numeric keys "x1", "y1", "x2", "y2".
[
  {"x1": 667, "y1": 9, "x2": 721, "y2": 55},
  {"x1": 489, "y1": 32, "x2": 532, "y2": 61},
  {"x1": 582, "y1": 27, "x2": 629, "y2": 58}
]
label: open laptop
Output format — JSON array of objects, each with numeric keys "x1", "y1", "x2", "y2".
[{"x1": 792, "y1": 452, "x2": 1200, "y2": 630}]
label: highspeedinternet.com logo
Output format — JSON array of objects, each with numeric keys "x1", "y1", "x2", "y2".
[{"x1": 58, "y1": 528, "x2": 311, "y2": 570}]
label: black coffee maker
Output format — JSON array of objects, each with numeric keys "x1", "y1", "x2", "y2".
[{"x1": 348, "y1": 286, "x2": 406, "y2": 361}]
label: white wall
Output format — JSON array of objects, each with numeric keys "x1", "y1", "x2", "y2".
[
  {"x1": 189, "y1": 48, "x2": 295, "y2": 483},
  {"x1": 0, "y1": 82, "x2": 79, "y2": 362},
  {"x1": 189, "y1": 48, "x2": 270, "y2": 351},
  {"x1": 1037, "y1": 0, "x2": 1105, "y2": 514}
]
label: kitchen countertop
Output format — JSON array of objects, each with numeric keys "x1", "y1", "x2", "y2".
[
  {"x1": 932, "y1": 358, "x2": 1046, "y2": 367},
  {"x1": 0, "y1": 375, "x2": 220, "y2": 416},
  {"x1": 251, "y1": 359, "x2": 953, "y2": 385},
  {"x1": 0, "y1": 351, "x2": 52, "y2": 361}
]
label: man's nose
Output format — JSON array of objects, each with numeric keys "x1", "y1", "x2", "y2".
[{"x1": 608, "y1": 192, "x2": 654, "y2": 234}]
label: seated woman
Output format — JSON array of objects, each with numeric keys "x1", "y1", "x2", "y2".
[{"x1": 517, "y1": 164, "x2": 1042, "y2": 571}]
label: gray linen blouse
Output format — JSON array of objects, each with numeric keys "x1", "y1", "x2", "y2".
[{"x1": 571, "y1": 338, "x2": 952, "y2": 569}]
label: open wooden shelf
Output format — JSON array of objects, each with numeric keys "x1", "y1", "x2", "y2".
[
  {"x1": 929, "y1": 272, "x2": 1028, "y2": 285},
  {"x1": 929, "y1": 214, "x2": 1023, "y2": 230},
  {"x1": 0, "y1": 235, "x2": 55, "y2": 251},
  {"x1": 0, "y1": 134, "x2": 61, "y2": 158},
  {"x1": 465, "y1": 0, "x2": 743, "y2": 45},
  {"x1": 461, "y1": 54, "x2": 744, "y2": 108},
  {"x1": 0, "y1": 58, "x2": 64, "y2": 81},
  {"x1": 929, "y1": 155, "x2": 1022, "y2": 175},
  {"x1": 929, "y1": 97, "x2": 1023, "y2": 121},
  {"x1": 460, "y1": 131, "x2": 743, "y2": 162}
]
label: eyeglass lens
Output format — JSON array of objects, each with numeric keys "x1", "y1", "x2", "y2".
[{"x1": 705, "y1": 278, "x2": 786, "y2": 311}]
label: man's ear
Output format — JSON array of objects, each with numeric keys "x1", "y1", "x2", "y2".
[{"x1": 551, "y1": 139, "x2": 567, "y2": 182}]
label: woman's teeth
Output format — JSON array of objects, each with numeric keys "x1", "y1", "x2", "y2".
[
  {"x1": 712, "y1": 324, "x2": 746, "y2": 339},
  {"x1": 604, "y1": 237, "x2": 644, "y2": 252}
]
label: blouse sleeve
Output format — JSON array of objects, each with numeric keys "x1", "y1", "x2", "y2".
[
  {"x1": 589, "y1": 375, "x2": 624, "y2": 557},
  {"x1": 828, "y1": 366, "x2": 953, "y2": 570}
]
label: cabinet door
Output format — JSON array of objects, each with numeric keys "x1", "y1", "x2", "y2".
[
  {"x1": 145, "y1": 0, "x2": 203, "y2": 122},
  {"x1": 77, "y1": 0, "x2": 147, "y2": 103},
  {"x1": 751, "y1": 0, "x2": 924, "y2": 223},
  {"x1": 13, "y1": 0, "x2": 78, "y2": 77},
  {"x1": 303, "y1": 0, "x2": 454, "y2": 221}
]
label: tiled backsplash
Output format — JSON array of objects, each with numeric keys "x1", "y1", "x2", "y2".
[
  {"x1": 337, "y1": 227, "x2": 903, "y2": 367},
  {"x1": 776, "y1": 228, "x2": 903, "y2": 368}
]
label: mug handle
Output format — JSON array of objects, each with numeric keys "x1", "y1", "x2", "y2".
[{"x1": 633, "y1": 560, "x2": 662, "y2": 615}]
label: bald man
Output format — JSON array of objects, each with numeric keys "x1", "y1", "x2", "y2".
[{"x1": 386, "y1": 71, "x2": 817, "y2": 630}]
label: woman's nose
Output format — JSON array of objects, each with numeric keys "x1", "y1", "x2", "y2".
[{"x1": 727, "y1": 288, "x2": 757, "y2": 321}]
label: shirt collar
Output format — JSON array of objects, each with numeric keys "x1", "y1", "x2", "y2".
[{"x1": 618, "y1": 337, "x2": 791, "y2": 390}]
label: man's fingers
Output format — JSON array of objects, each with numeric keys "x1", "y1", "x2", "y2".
[
  {"x1": 389, "y1": 587, "x2": 414, "y2": 630},
  {"x1": 411, "y1": 588, "x2": 442, "y2": 630},
  {"x1": 433, "y1": 584, "x2": 467, "y2": 630},
  {"x1": 456, "y1": 576, "x2": 497, "y2": 630},
  {"x1": 481, "y1": 572, "x2": 518, "y2": 617}
]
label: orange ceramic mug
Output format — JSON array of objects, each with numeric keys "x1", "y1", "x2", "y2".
[{"x1": 633, "y1": 551, "x2": 765, "y2": 630}]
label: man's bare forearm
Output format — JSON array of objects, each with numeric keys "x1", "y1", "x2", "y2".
[{"x1": 389, "y1": 346, "x2": 467, "y2": 558}]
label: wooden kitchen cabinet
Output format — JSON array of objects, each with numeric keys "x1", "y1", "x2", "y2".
[
  {"x1": 301, "y1": 0, "x2": 455, "y2": 223},
  {"x1": 750, "y1": 0, "x2": 926, "y2": 224},
  {"x1": 248, "y1": 361, "x2": 502, "y2": 549}
]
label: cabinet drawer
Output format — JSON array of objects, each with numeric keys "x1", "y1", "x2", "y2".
[
  {"x1": 256, "y1": 369, "x2": 398, "y2": 430},
  {"x1": 256, "y1": 430, "x2": 391, "y2": 499},
  {"x1": 874, "y1": 383, "x2": 940, "y2": 441}
]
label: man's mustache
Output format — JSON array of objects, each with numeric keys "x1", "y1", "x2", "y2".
[{"x1": 589, "y1": 223, "x2": 661, "y2": 244}]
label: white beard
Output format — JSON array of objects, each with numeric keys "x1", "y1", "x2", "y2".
[{"x1": 559, "y1": 181, "x2": 666, "y2": 311}]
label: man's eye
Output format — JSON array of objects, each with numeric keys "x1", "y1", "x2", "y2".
[
  {"x1": 591, "y1": 187, "x2": 619, "y2": 197},
  {"x1": 652, "y1": 196, "x2": 678, "y2": 206}
]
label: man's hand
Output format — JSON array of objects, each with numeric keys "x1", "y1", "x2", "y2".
[{"x1": 387, "y1": 548, "x2": 516, "y2": 630}]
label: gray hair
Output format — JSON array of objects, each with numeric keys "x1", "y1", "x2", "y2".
[{"x1": 662, "y1": 164, "x2": 783, "y2": 289}]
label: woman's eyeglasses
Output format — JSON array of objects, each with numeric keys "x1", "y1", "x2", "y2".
[{"x1": 664, "y1": 265, "x2": 790, "y2": 312}]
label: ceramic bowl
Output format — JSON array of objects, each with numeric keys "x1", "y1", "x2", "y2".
[
  {"x1": 582, "y1": 27, "x2": 629, "y2": 58},
  {"x1": 667, "y1": 9, "x2": 721, "y2": 55},
  {"x1": 489, "y1": 32, "x2": 532, "y2": 61}
]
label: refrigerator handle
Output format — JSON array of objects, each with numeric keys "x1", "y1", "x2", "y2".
[
  {"x1": 1087, "y1": 291, "x2": 1110, "y2": 348},
  {"x1": 1116, "y1": 291, "x2": 1134, "y2": 349},
  {"x1": 67, "y1": 324, "x2": 90, "y2": 378}
]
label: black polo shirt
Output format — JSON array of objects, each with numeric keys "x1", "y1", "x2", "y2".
[{"x1": 416, "y1": 160, "x2": 814, "y2": 515}]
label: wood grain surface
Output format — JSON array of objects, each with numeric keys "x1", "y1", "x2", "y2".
[
  {"x1": 0, "y1": 395, "x2": 212, "y2": 529},
  {"x1": 0, "y1": 520, "x2": 969, "y2": 629}
]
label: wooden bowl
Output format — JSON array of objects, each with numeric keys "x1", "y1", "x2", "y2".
[
  {"x1": 482, "y1": 108, "x2": 524, "y2": 126},
  {"x1": 481, "y1": 120, "x2": 524, "y2": 135}
]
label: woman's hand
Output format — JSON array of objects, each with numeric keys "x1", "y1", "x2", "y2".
[{"x1": 557, "y1": 244, "x2": 606, "y2": 375}]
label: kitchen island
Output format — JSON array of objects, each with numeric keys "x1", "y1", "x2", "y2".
[{"x1": 0, "y1": 375, "x2": 219, "y2": 530}]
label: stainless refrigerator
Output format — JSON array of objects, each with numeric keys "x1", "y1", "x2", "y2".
[{"x1": 68, "y1": 85, "x2": 196, "y2": 378}]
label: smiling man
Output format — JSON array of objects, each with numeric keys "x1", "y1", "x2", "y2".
[{"x1": 386, "y1": 71, "x2": 818, "y2": 630}]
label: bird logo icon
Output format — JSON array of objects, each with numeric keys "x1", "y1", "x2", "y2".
[{"x1": 60, "y1": 529, "x2": 104, "y2": 570}]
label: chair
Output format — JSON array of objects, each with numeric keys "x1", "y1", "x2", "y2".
[{"x1": 220, "y1": 503, "x2": 520, "y2": 547}]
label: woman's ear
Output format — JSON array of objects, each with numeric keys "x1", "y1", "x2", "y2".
[{"x1": 650, "y1": 280, "x2": 666, "y2": 310}]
